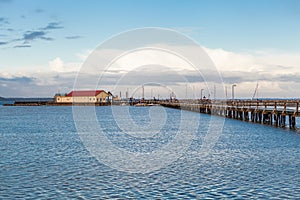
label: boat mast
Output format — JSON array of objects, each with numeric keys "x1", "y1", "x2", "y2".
[{"x1": 252, "y1": 82, "x2": 259, "y2": 100}]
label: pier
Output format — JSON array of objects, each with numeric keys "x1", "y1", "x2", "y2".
[
  {"x1": 159, "y1": 99, "x2": 300, "y2": 130},
  {"x1": 2, "y1": 97, "x2": 300, "y2": 130}
]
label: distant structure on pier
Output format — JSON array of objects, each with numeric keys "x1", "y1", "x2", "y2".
[{"x1": 54, "y1": 90, "x2": 111, "y2": 103}]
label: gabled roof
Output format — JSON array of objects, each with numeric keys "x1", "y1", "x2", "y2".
[{"x1": 66, "y1": 90, "x2": 106, "y2": 97}]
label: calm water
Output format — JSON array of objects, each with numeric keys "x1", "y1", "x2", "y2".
[{"x1": 0, "y1": 106, "x2": 300, "y2": 199}]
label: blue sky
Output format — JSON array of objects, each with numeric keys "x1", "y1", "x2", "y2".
[{"x1": 0, "y1": 0, "x2": 300, "y2": 97}]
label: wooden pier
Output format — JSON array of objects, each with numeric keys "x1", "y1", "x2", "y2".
[{"x1": 160, "y1": 99, "x2": 300, "y2": 130}]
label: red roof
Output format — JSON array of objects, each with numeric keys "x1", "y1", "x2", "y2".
[{"x1": 66, "y1": 90, "x2": 105, "y2": 97}]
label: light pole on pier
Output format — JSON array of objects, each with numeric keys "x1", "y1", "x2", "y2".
[
  {"x1": 185, "y1": 84, "x2": 188, "y2": 99},
  {"x1": 126, "y1": 88, "x2": 129, "y2": 100},
  {"x1": 232, "y1": 84, "x2": 237, "y2": 100},
  {"x1": 142, "y1": 85, "x2": 144, "y2": 100},
  {"x1": 214, "y1": 84, "x2": 216, "y2": 100},
  {"x1": 200, "y1": 89, "x2": 204, "y2": 100}
]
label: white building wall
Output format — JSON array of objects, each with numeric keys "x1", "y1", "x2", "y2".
[
  {"x1": 54, "y1": 92, "x2": 109, "y2": 103},
  {"x1": 73, "y1": 96, "x2": 97, "y2": 103},
  {"x1": 55, "y1": 96, "x2": 73, "y2": 103}
]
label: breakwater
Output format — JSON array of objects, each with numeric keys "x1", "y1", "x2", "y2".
[{"x1": 3, "y1": 101, "x2": 112, "y2": 106}]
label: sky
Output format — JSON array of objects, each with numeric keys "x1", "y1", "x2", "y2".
[{"x1": 0, "y1": 0, "x2": 300, "y2": 98}]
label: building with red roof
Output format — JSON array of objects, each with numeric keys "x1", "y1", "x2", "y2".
[{"x1": 54, "y1": 90, "x2": 110, "y2": 103}]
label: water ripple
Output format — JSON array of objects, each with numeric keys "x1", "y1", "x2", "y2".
[{"x1": 0, "y1": 106, "x2": 300, "y2": 199}]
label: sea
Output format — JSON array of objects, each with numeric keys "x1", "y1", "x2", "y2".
[{"x1": 0, "y1": 106, "x2": 300, "y2": 199}]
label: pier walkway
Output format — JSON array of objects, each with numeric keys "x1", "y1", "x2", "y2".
[{"x1": 159, "y1": 99, "x2": 300, "y2": 129}]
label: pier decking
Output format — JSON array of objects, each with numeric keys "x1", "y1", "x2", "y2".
[{"x1": 160, "y1": 99, "x2": 300, "y2": 129}]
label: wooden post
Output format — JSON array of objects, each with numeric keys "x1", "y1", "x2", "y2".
[
  {"x1": 280, "y1": 114, "x2": 286, "y2": 128},
  {"x1": 275, "y1": 114, "x2": 279, "y2": 127},
  {"x1": 291, "y1": 116, "x2": 296, "y2": 129},
  {"x1": 258, "y1": 112, "x2": 262, "y2": 123},
  {"x1": 245, "y1": 111, "x2": 249, "y2": 121}
]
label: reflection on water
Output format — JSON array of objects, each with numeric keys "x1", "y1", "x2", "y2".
[{"x1": 0, "y1": 106, "x2": 299, "y2": 199}]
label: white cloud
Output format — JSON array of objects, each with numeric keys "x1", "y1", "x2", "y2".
[
  {"x1": 204, "y1": 47, "x2": 300, "y2": 75},
  {"x1": 1, "y1": 46, "x2": 300, "y2": 98},
  {"x1": 49, "y1": 57, "x2": 64, "y2": 72},
  {"x1": 203, "y1": 47, "x2": 256, "y2": 72},
  {"x1": 49, "y1": 57, "x2": 81, "y2": 73},
  {"x1": 76, "y1": 49, "x2": 93, "y2": 61},
  {"x1": 0, "y1": 72, "x2": 13, "y2": 78},
  {"x1": 113, "y1": 49, "x2": 194, "y2": 72}
]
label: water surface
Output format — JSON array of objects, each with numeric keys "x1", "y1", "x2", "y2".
[{"x1": 0, "y1": 106, "x2": 299, "y2": 199}]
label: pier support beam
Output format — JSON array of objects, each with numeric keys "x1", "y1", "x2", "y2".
[
  {"x1": 251, "y1": 111, "x2": 255, "y2": 122},
  {"x1": 274, "y1": 114, "x2": 279, "y2": 127},
  {"x1": 291, "y1": 116, "x2": 296, "y2": 129},
  {"x1": 280, "y1": 114, "x2": 286, "y2": 128},
  {"x1": 258, "y1": 112, "x2": 262, "y2": 124},
  {"x1": 289, "y1": 115, "x2": 296, "y2": 129},
  {"x1": 244, "y1": 111, "x2": 249, "y2": 121}
]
